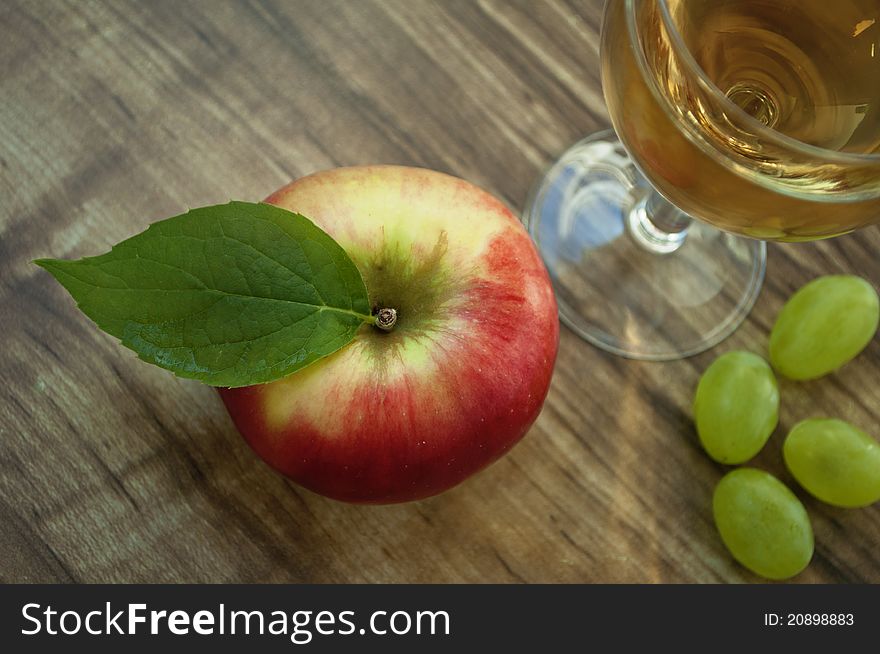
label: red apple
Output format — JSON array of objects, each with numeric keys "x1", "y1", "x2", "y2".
[{"x1": 219, "y1": 166, "x2": 558, "y2": 503}]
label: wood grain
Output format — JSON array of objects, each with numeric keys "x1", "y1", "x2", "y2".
[{"x1": 2, "y1": 0, "x2": 879, "y2": 583}]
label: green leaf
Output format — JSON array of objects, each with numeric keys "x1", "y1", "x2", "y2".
[{"x1": 36, "y1": 201, "x2": 374, "y2": 387}]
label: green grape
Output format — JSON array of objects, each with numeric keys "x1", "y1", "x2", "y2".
[
  {"x1": 713, "y1": 468, "x2": 813, "y2": 580},
  {"x1": 693, "y1": 351, "x2": 779, "y2": 464},
  {"x1": 784, "y1": 418, "x2": 880, "y2": 508},
  {"x1": 769, "y1": 275, "x2": 879, "y2": 380}
]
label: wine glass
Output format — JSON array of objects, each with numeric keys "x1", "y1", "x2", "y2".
[{"x1": 523, "y1": 0, "x2": 880, "y2": 360}]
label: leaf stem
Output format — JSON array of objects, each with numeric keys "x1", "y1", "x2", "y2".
[
  {"x1": 339, "y1": 307, "x2": 394, "y2": 329},
  {"x1": 344, "y1": 306, "x2": 398, "y2": 331},
  {"x1": 329, "y1": 307, "x2": 378, "y2": 325}
]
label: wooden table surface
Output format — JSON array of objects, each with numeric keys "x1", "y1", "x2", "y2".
[{"x1": 2, "y1": 0, "x2": 879, "y2": 584}]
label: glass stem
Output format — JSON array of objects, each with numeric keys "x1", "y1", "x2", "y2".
[{"x1": 627, "y1": 188, "x2": 691, "y2": 254}]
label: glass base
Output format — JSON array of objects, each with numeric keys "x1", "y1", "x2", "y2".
[{"x1": 523, "y1": 130, "x2": 766, "y2": 361}]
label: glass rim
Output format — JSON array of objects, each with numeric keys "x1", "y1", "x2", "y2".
[{"x1": 637, "y1": 0, "x2": 880, "y2": 165}]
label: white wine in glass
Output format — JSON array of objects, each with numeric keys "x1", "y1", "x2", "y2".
[{"x1": 524, "y1": 0, "x2": 880, "y2": 359}]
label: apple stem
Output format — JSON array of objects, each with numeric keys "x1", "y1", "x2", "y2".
[{"x1": 374, "y1": 307, "x2": 398, "y2": 332}]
